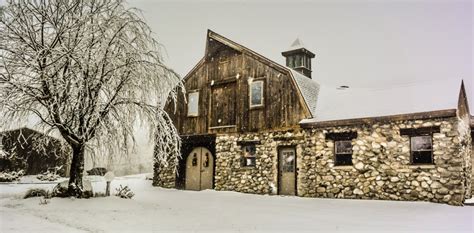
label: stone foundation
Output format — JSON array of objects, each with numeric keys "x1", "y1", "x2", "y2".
[{"x1": 154, "y1": 116, "x2": 472, "y2": 205}]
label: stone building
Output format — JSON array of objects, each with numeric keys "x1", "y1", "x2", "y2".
[{"x1": 154, "y1": 30, "x2": 473, "y2": 205}]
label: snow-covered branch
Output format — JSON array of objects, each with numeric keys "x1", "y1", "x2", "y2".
[{"x1": 0, "y1": 0, "x2": 183, "y2": 196}]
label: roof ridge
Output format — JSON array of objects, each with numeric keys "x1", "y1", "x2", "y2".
[{"x1": 206, "y1": 30, "x2": 317, "y2": 118}]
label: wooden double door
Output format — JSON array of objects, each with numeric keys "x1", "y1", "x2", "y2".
[{"x1": 185, "y1": 147, "x2": 214, "y2": 191}]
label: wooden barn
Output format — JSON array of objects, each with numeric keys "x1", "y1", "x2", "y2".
[
  {"x1": 0, "y1": 127, "x2": 70, "y2": 176},
  {"x1": 154, "y1": 30, "x2": 473, "y2": 205}
]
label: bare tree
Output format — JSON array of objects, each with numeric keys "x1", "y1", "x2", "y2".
[{"x1": 0, "y1": 0, "x2": 182, "y2": 197}]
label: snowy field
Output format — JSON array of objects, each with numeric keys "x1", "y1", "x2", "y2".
[{"x1": 0, "y1": 174, "x2": 473, "y2": 233}]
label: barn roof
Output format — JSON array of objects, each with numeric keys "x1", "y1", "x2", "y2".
[
  {"x1": 0, "y1": 127, "x2": 62, "y2": 141},
  {"x1": 205, "y1": 30, "x2": 317, "y2": 118},
  {"x1": 194, "y1": 30, "x2": 471, "y2": 125},
  {"x1": 289, "y1": 69, "x2": 319, "y2": 116},
  {"x1": 300, "y1": 78, "x2": 466, "y2": 124}
]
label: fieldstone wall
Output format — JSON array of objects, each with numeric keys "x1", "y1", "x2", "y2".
[
  {"x1": 214, "y1": 131, "x2": 304, "y2": 194},
  {"x1": 300, "y1": 117, "x2": 470, "y2": 205},
  {"x1": 472, "y1": 141, "x2": 474, "y2": 194},
  {"x1": 457, "y1": 115, "x2": 472, "y2": 199},
  {"x1": 154, "y1": 117, "x2": 471, "y2": 205},
  {"x1": 152, "y1": 160, "x2": 176, "y2": 188}
]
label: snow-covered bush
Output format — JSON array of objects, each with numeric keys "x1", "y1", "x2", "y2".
[
  {"x1": 24, "y1": 188, "x2": 51, "y2": 199},
  {"x1": 37, "y1": 166, "x2": 62, "y2": 181},
  {"x1": 0, "y1": 170, "x2": 24, "y2": 182},
  {"x1": 53, "y1": 180, "x2": 93, "y2": 198},
  {"x1": 115, "y1": 185, "x2": 135, "y2": 199}
]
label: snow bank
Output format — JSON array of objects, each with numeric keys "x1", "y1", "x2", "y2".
[{"x1": 1, "y1": 174, "x2": 472, "y2": 233}]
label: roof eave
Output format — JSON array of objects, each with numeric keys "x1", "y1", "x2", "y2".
[
  {"x1": 281, "y1": 48, "x2": 315, "y2": 58},
  {"x1": 300, "y1": 109, "x2": 457, "y2": 129}
]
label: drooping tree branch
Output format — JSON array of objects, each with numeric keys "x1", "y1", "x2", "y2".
[{"x1": 0, "y1": 0, "x2": 183, "y2": 196}]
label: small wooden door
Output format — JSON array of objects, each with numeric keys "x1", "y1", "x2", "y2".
[
  {"x1": 185, "y1": 147, "x2": 214, "y2": 191},
  {"x1": 278, "y1": 147, "x2": 296, "y2": 196}
]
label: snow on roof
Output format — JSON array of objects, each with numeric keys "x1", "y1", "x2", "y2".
[
  {"x1": 301, "y1": 78, "x2": 463, "y2": 123},
  {"x1": 205, "y1": 31, "x2": 470, "y2": 123},
  {"x1": 289, "y1": 69, "x2": 320, "y2": 117}
]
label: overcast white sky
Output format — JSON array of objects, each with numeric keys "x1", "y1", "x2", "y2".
[
  {"x1": 0, "y1": 0, "x2": 471, "y2": 106},
  {"x1": 127, "y1": 0, "x2": 472, "y2": 108}
]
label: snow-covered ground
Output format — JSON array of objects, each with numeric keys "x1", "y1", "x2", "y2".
[{"x1": 0, "y1": 174, "x2": 473, "y2": 233}]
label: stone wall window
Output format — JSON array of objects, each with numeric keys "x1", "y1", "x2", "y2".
[
  {"x1": 410, "y1": 136, "x2": 433, "y2": 164},
  {"x1": 249, "y1": 81, "x2": 264, "y2": 108},
  {"x1": 326, "y1": 132, "x2": 357, "y2": 166},
  {"x1": 187, "y1": 91, "x2": 199, "y2": 117},
  {"x1": 400, "y1": 126, "x2": 438, "y2": 165},
  {"x1": 334, "y1": 140, "x2": 353, "y2": 166},
  {"x1": 241, "y1": 144, "x2": 256, "y2": 167}
]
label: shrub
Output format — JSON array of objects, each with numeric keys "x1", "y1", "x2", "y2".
[
  {"x1": 0, "y1": 170, "x2": 24, "y2": 182},
  {"x1": 39, "y1": 198, "x2": 50, "y2": 205},
  {"x1": 37, "y1": 170, "x2": 61, "y2": 181},
  {"x1": 52, "y1": 180, "x2": 93, "y2": 198},
  {"x1": 24, "y1": 188, "x2": 51, "y2": 199},
  {"x1": 51, "y1": 181, "x2": 69, "y2": 198},
  {"x1": 87, "y1": 167, "x2": 107, "y2": 176},
  {"x1": 115, "y1": 185, "x2": 134, "y2": 199}
]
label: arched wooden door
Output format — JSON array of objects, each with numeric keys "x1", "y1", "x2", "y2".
[{"x1": 185, "y1": 147, "x2": 214, "y2": 191}]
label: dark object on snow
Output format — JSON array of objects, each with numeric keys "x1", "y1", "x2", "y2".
[
  {"x1": 87, "y1": 167, "x2": 107, "y2": 176},
  {"x1": 94, "y1": 192, "x2": 107, "y2": 198},
  {"x1": 24, "y1": 188, "x2": 51, "y2": 199},
  {"x1": 52, "y1": 180, "x2": 93, "y2": 198}
]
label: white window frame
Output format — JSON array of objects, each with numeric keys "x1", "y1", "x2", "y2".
[
  {"x1": 249, "y1": 80, "x2": 264, "y2": 108},
  {"x1": 187, "y1": 91, "x2": 199, "y2": 117}
]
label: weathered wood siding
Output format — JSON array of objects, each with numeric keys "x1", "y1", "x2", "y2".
[{"x1": 166, "y1": 40, "x2": 309, "y2": 135}]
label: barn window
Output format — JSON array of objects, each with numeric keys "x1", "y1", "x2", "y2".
[
  {"x1": 241, "y1": 144, "x2": 256, "y2": 167},
  {"x1": 249, "y1": 81, "x2": 264, "y2": 107},
  {"x1": 410, "y1": 136, "x2": 433, "y2": 164},
  {"x1": 334, "y1": 140, "x2": 353, "y2": 166},
  {"x1": 187, "y1": 91, "x2": 199, "y2": 116}
]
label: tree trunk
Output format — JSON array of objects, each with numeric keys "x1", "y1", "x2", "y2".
[{"x1": 68, "y1": 143, "x2": 86, "y2": 197}]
